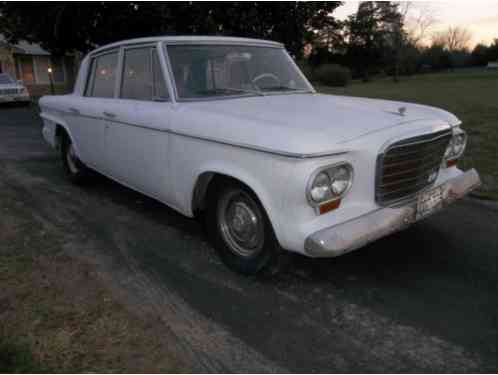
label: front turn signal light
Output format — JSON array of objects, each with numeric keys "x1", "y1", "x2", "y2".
[{"x1": 319, "y1": 199, "x2": 341, "y2": 215}]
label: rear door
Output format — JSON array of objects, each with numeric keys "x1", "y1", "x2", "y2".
[
  {"x1": 70, "y1": 50, "x2": 120, "y2": 173},
  {"x1": 103, "y1": 45, "x2": 173, "y2": 201}
]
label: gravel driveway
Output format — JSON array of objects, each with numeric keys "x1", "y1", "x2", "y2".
[{"x1": 1, "y1": 104, "x2": 497, "y2": 372}]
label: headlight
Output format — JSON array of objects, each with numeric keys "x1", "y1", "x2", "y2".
[
  {"x1": 444, "y1": 130, "x2": 467, "y2": 165},
  {"x1": 307, "y1": 163, "x2": 353, "y2": 206},
  {"x1": 310, "y1": 172, "x2": 333, "y2": 202},
  {"x1": 330, "y1": 165, "x2": 351, "y2": 195}
]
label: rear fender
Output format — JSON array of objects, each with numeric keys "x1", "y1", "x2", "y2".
[{"x1": 39, "y1": 112, "x2": 79, "y2": 154}]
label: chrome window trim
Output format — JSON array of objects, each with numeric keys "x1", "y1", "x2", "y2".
[
  {"x1": 114, "y1": 47, "x2": 124, "y2": 99},
  {"x1": 163, "y1": 40, "x2": 283, "y2": 48},
  {"x1": 157, "y1": 41, "x2": 177, "y2": 104}
]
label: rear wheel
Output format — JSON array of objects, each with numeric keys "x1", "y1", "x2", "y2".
[
  {"x1": 60, "y1": 132, "x2": 91, "y2": 184},
  {"x1": 206, "y1": 179, "x2": 286, "y2": 275}
]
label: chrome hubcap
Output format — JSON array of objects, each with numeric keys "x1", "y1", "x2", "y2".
[
  {"x1": 66, "y1": 144, "x2": 79, "y2": 174},
  {"x1": 218, "y1": 191, "x2": 264, "y2": 257}
]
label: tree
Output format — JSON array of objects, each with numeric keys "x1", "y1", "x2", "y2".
[
  {"x1": 421, "y1": 43, "x2": 452, "y2": 71},
  {"x1": 432, "y1": 26, "x2": 473, "y2": 52},
  {"x1": 402, "y1": 2, "x2": 439, "y2": 46},
  {"x1": 487, "y1": 39, "x2": 498, "y2": 62},
  {"x1": 345, "y1": 1, "x2": 403, "y2": 81},
  {"x1": 471, "y1": 43, "x2": 490, "y2": 66},
  {"x1": 0, "y1": 2, "x2": 342, "y2": 58}
]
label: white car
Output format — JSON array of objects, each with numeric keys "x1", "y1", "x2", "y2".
[
  {"x1": 0, "y1": 73, "x2": 30, "y2": 104},
  {"x1": 39, "y1": 36, "x2": 481, "y2": 274}
]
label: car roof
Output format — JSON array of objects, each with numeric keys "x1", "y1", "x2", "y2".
[{"x1": 90, "y1": 35, "x2": 284, "y2": 55}]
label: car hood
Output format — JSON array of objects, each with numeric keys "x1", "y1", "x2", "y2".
[{"x1": 175, "y1": 93, "x2": 460, "y2": 156}]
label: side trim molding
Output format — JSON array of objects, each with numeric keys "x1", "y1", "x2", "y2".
[{"x1": 41, "y1": 107, "x2": 349, "y2": 160}]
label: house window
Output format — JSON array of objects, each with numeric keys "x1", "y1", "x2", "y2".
[
  {"x1": 34, "y1": 56, "x2": 50, "y2": 83},
  {"x1": 17, "y1": 55, "x2": 35, "y2": 84},
  {"x1": 14, "y1": 54, "x2": 67, "y2": 84}
]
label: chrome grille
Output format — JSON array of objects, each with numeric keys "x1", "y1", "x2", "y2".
[
  {"x1": 376, "y1": 129, "x2": 452, "y2": 205},
  {"x1": 0, "y1": 88, "x2": 20, "y2": 95}
]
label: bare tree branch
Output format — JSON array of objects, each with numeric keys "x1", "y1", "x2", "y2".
[
  {"x1": 402, "y1": 2, "x2": 439, "y2": 46},
  {"x1": 432, "y1": 26, "x2": 473, "y2": 51}
]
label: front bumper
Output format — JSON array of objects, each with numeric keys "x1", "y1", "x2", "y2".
[{"x1": 304, "y1": 169, "x2": 481, "y2": 257}]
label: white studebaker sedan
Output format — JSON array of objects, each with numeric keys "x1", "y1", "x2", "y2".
[
  {"x1": 39, "y1": 36, "x2": 481, "y2": 274},
  {"x1": 0, "y1": 73, "x2": 30, "y2": 104}
]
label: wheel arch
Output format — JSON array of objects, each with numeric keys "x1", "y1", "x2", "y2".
[
  {"x1": 53, "y1": 122, "x2": 81, "y2": 158},
  {"x1": 190, "y1": 166, "x2": 284, "y2": 247}
]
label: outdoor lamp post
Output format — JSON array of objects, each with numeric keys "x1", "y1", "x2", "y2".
[{"x1": 47, "y1": 66, "x2": 54, "y2": 95}]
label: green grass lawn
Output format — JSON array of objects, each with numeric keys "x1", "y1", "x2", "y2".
[{"x1": 317, "y1": 68, "x2": 498, "y2": 200}]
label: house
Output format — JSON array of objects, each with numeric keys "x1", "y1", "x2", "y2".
[{"x1": 0, "y1": 35, "x2": 77, "y2": 97}]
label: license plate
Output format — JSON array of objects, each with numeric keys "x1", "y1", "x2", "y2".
[{"x1": 416, "y1": 185, "x2": 444, "y2": 220}]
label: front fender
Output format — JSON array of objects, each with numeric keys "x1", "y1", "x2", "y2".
[{"x1": 189, "y1": 160, "x2": 288, "y2": 248}]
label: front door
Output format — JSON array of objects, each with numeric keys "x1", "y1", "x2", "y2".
[{"x1": 103, "y1": 45, "x2": 173, "y2": 201}]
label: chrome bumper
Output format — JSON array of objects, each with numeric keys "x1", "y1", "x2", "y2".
[{"x1": 304, "y1": 169, "x2": 481, "y2": 258}]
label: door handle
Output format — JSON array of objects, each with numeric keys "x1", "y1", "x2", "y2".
[
  {"x1": 68, "y1": 107, "x2": 80, "y2": 115},
  {"x1": 103, "y1": 111, "x2": 117, "y2": 119}
]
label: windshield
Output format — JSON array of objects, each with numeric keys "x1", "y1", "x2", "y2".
[
  {"x1": 0, "y1": 74, "x2": 15, "y2": 84},
  {"x1": 167, "y1": 45, "x2": 312, "y2": 100}
]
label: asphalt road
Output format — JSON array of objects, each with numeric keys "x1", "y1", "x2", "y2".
[{"x1": 1, "y1": 104, "x2": 497, "y2": 372}]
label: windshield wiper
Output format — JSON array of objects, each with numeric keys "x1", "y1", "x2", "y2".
[
  {"x1": 226, "y1": 87, "x2": 265, "y2": 96},
  {"x1": 259, "y1": 86, "x2": 312, "y2": 93},
  {"x1": 195, "y1": 88, "x2": 264, "y2": 97}
]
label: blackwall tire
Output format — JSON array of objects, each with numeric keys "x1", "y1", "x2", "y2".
[{"x1": 206, "y1": 179, "x2": 286, "y2": 276}]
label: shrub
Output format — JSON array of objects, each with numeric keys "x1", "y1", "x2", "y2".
[{"x1": 313, "y1": 64, "x2": 352, "y2": 87}]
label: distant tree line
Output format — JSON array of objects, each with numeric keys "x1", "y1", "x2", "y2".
[
  {"x1": 306, "y1": 2, "x2": 498, "y2": 84},
  {"x1": 0, "y1": 1, "x2": 496, "y2": 86}
]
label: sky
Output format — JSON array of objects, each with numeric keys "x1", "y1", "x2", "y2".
[{"x1": 334, "y1": 1, "x2": 498, "y2": 47}]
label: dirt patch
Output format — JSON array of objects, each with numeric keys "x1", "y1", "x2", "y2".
[{"x1": 0, "y1": 184, "x2": 184, "y2": 373}]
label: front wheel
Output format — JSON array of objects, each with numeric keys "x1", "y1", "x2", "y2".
[{"x1": 206, "y1": 179, "x2": 286, "y2": 275}]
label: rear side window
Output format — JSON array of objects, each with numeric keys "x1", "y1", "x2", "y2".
[
  {"x1": 121, "y1": 47, "x2": 169, "y2": 101},
  {"x1": 85, "y1": 52, "x2": 118, "y2": 98}
]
